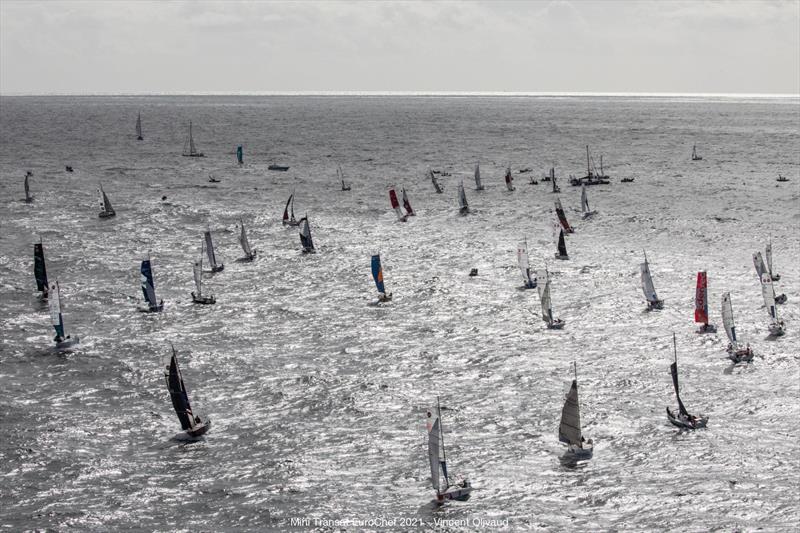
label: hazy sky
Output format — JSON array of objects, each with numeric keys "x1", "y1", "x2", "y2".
[{"x1": 1, "y1": 0, "x2": 798, "y2": 95}]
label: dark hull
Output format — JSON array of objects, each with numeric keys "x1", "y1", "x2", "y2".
[
  {"x1": 283, "y1": 220, "x2": 300, "y2": 227},
  {"x1": 54, "y1": 335, "x2": 80, "y2": 351},
  {"x1": 98, "y1": 212, "x2": 116, "y2": 219},
  {"x1": 183, "y1": 153, "x2": 205, "y2": 157},
  {"x1": 187, "y1": 420, "x2": 211, "y2": 438},
  {"x1": 192, "y1": 293, "x2": 216, "y2": 305},
  {"x1": 667, "y1": 408, "x2": 707, "y2": 429},
  {"x1": 555, "y1": 253, "x2": 569, "y2": 260},
  {"x1": 695, "y1": 323, "x2": 717, "y2": 334},
  {"x1": 209, "y1": 265, "x2": 224, "y2": 273},
  {"x1": 647, "y1": 300, "x2": 664, "y2": 310},
  {"x1": 139, "y1": 301, "x2": 164, "y2": 313},
  {"x1": 268, "y1": 165, "x2": 290, "y2": 171},
  {"x1": 547, "y1": 319, "x2": 565, "y2": 330}
]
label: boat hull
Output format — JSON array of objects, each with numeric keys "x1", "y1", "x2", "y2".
[
  {"x1": 768, "y1": 323, "x2": 785, "y2": 337},
  {"x1": 191, "y1": 293, "x2": 216, "y2": 305},
  {"x1": 182, "y1": 153, "x2": 205, "y2": 158},
  {"x1": 695, "y1": 323, "x2": 717, "y2": 334},
  {"x1": 98, "y1": 212, "x2": 116, "y2": 219},
  {"x1": 647, "y1": 300, "x2": 664, "y2": 310},
  {"x1": 554, "y1": 253, "x2": 569, "y2": 260},
  {"x1": 547, "y1": 319, "x2": 565, "y2": 330},
  {"x1": 268, "y1": 165, "x2": 290, "y2": 171},
  {"x1": 561, "y1": 443, "x2": 593, "y2": 463},
  {"x1": 210, "y1": 265, "x2": 224, "y2": 273},
  {"x1": 728, "y1": 349, "x2": 754, "y2": 364},
  {"x1": 436, "y1": 483, "x2": 472, "y2": 503},
  {"x1": 377, "y1": 293, "x2": 393, "y2": 303},
  {"x1": 240, "y1": 251, "x2": 257, "y2": 262},
  {"x1": 666, "y1": 408, "x2": 708, "y2": 429},
  {"x1": 775, "y1": 294, "x2": 787, "y2": 305},
  {"x1": 54, "y1": 335, "x2": 80, "y2": 351},
  {"x1": 139, "y1": 301, "x2": 164, "y2": 313},
  {"x1": 282, "y1": 220, "x2": 301, "y2": 227}
]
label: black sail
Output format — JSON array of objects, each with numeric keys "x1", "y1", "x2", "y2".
[
  {"x1": 34, "y1": 243, "x2": 48, "y2": 292},
  {"x1": 166, "y1": 351, "x2": 195, "y2": 430},
  {"x1": 670, "y1": 362, "x2": 689, "y2": 417},
  {"x1": 558, "y1": 230, "x2": 568, "y2": 257}
]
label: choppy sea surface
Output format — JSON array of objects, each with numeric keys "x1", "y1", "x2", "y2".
[{"x1": 1, "y1": 95, "x2": 799, "y2": 531}]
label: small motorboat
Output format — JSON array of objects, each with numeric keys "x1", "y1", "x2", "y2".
[
  {"x1": 776, "y1": 174, "x2": 789, "y2": 182},
  {"x1": 621, "y1": 177, "x2": 635, "y2": 183},
  {"x1": 268, "y1": 164, "x2": 290, "y2": 171}
]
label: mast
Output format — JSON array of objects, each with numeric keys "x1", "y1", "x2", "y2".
[
  {"x1": 136, "y1": 112, "x2": 143, "y2": 140},
  {"x1": 586, "y1": 145, "x2": 590, "y2": 175}
]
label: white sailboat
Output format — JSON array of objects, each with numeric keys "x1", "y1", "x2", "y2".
[
  {"x1": 765, "y1": 239, "x2": 780, "y2": 281},
  {"x1": 426, "y1": 398, "x2": 472, "y2": 503},
  {"x1": 721, "y1": 292, "x2": 754, "y2": 363},
  {"x1": 754, "y1": 251, "x2": 786, "y2": 303},
  {"x1": 203, "y1": 230, "x2": 224, "y2": 272},
  {"x1": 389, "y1": 187, "x2": 408, "y2": 222},
  {"x1": 559, "y1": 362, "x2": 593, "y2": 463},
  {"x1": 48, "y1": 280, "x2": 80, "y2": 350},
  {"x1": 760, "y1": 273, "x2": 785, "y2": 336},
  {"x1": 238, "y1": 219, "x2": 257, "y2": 261},
  {"x1": 338, "y1": 165, "x2": 351, "y2": 191},
  {"x1": 457, "y1": 181, "x2": 469, "y2": 215},
  {"x1": 580, "y1": 184, "x2": 596, "y2": 218},
  {"x1": 97, "y1": 183, "x2": 116, "y2": 218},
  {"x1": 691, "y1": 144, "x2": 702, "y2": 161},
  {"x1": 537, "y1": 267, "x2": 565, "y2": 329},
  {"x1": 474, "y1": 162, "x2": 484, "y2": 190},
  {"x1": 191, "y1": 255, "x2": 216, "y2": 305},
  {"x1": 182, "y1": 121, "x2": 204, "y2": 157},
  {"x1": 516, "y1": 239, "x2": 537, "y2": 289},
  {"x1": 641, "y1": 251, "x2": 663, "y2": 310}
]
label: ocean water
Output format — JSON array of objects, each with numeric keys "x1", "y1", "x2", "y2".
[{"x1": 0, "y1": 95, "x2": 798, "y2": 531}]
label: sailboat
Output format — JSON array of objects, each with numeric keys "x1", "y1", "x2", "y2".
[
  {"x1": 691, "y1": 144, "x2": 702, "y2": 161},
  {"x1": 426, "y1": 398, "x2": 472, "y2": 503},
  {"x1": 203, "y1": 230, "x2": 224, "y2": 273},
  {"x1": 430, "y1": 169, "x2": 444, "y2": 193},
  {"x1": 191, "y1": 256, "x2": 216, "y2": 305},
  {"x1": 666, "y1": 333, "x2": 708, "y2": 429},
  {"x1": 299, "y1": 216, "x2": 315, "y2": 253},
  {"x1": 282, "y1": 193, "x2": 300, "y2": 227},
  {"x1": 573, "y1": 146, "x2": 610, "y2": 186},
  {"x1": 238, "y1": 219, "x2": 257, "y2": 261},
  {"x1": 554, "y1": 198, "x2": 574, "y2": 233},
  {"x1": 457, "y1": 181, "x2": 469, "y2": 215},
  {"x1": 389, "y1": 187, "x2": 408, "y2": 222},
  {"x1": 136, "y1": 112, "x2": 143, "y2": 141},
  {"x1": 721, "y1": 292, "x2": 754, "y2": 363},
  {"x1": 553, "y1": 219, "x2": 569, "y2": 260},
  {"x1": 580, "y1": 184, "x2": 596, "y2": 218},
  {"x1": 48, "y1": 280, "x2": 80, "y2": 350},
  {"x1": 537, "y1": 267, "x2": 565, "y2": 329},
  {"x1": 338, "y1": 165, "x2": 351, "y2": 191},
  {"x1": 24, "y1": 171, "x2": 33, "y2": 203},
  {"x1": 761, "y1": 273, "x2": 785, "y2": 336},
  {"x1": 516, "y1": 239, "x2": 537, "y2": 289},
  {"x1": 371, "y1": 254, "x2": 392, "y2": 302},
  {"x1": 765, "y1": 239, "x2": 781, "y2": 281},
  {"x1": 236, "y1": 145, "x2": 243, "y2": 165},
  {"x1": 694, "y1": 271, "x2": 716, "y2": 333},
  {"x1": 559, "y1": 362, "x2": 593, "y2": 463},
  {"x1": 34, "y1": 239, "x2": 49, "y2": 298},
  {"x1": 97, "y1": 184, "x2": 116, "y2": 218},
  {"x1": 401, "y1": 188, "x2": 415, "y2": 216},
  {"x1": 182, "y1": 121, "x2": 204, "y2": 157},
  {"x1": 163, "y1": 345, "x2": 211, "y2": 438},
  {"x1": 140, "y1": 253, "x2": 164, "y2": 312},
  {"x1": 474, "y1": 162, "x2": 484, "y2": 190},
  {"x1": 504, "y1": 166, "x2": 515, "y2": 191},
  {"x1": 542, "y1": 166, "x2": 554, "y2": 182},
  {"x1": 552, "y1": 170, "x2": 560, "y2": 193},
  {"x1": 641, "y1": 251, "x2": 664, "y2": 310},
  {"x1": 755, "y1": 250, "x2": 785, "y2": 303}
]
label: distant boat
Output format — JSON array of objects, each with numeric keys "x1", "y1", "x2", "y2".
[
  {"x1": 97, "y1": 183, "x2": 116, "y2": 218},
  {"x1": 620, "y1": 176, "x2": 635, "y2": 183},
  {"x1": 542, "y1": 167, "x2": 554, "y2": 182},
  {"x1": 571, "y1": 146, "x2": 610, "y2": 186},
  {"x1": 401, "y1": 188, "x2": 415, "y2": 216},
  {"x1": 516, "y1": 238, "x2": 537, "y2": 289},
  {"x1": 338, "y1": 165, "x2": 351, "y2": 191},
  {"x1": 456, "y1": 181, "x2": 469, "y2": 215},
  {"x1": 529, "y1": 176, "x2": 538, "y2": 185},
  {"x1": 191, "y1": 256, "x2": 216, "y2": 305},
  {"x1": 238, "y1": 219, "x2": 257, "y2": 261},
  {"x1": 426, "y1": 397, "x2": 472, "y2": 503},
  {"x1": 282, "y1": 193, "x2": 300, "y2": 227},
  {"x1": 580, "y1": 184, "x2": 596, "y2": 218},
  {"x1": 299, "y1": 216, "x2": 315, "y2": 253},
  {"x1": 765, "y1": 238, "x2": 781, "y2": 281},
  {"x1": 518, "y1": 167, "x2": 532, "y2": 174},
  {"x1": 371, "y1": 254, "x2": 392, "y2": 302},
  {"x1": 760, "y1": 273, "x2": 785, "y2": 336},
  {"x1": 474, "y1": 163, "x2": 484, "y2": 190},
  {"x1": 136, "y1": 112, "x2": 143, "y2": 141},
  {"x1": 203, "y1": 230, "x2": 224, "y2": 272},
  {"x1": 34, "y1": 239, "x2": 49, "y2": 298},
  {"x1": 182, "y1": 121, "x2": 204, "y2": 157},
  {"x1": 268, "y1": 164, "x2": 289, "y2": 171},
  {"x1": 554, "y1": 197, "x2": 574, "y2": 233},
  {"x1": 24, "y1": 171, "x2": 33, "y2": 203},
  {"x1": 754, "y1": 251, "x2": 786, "y2": 303},
  {"x1": 666, "y1": 333, "x2": 708, "y2": 429},
  {"x1": 430, "y1": 169, "x2": 444, "y2": 193},
  {"x1": 65, "y1": 166, "x2": 74, "y2": 173},
  {"x1": 553, "y1": 218, "x2": 569, "y2": 260},
  {"x1": 641, "y1": 251, "x2": 663, "y2": 310},
  {"x1": 694, "y1": 271, "x2": 716, "y2": 333},
  {"x1": 559, "y1": 362, "x2": 593, "y2": 463},
  {"x1": 552, "y1": 170, "x2": 560, "y2": 193},
  {"x1": 721, "y1": 292, "x2": 754, "y2": 363},
  {"x1": 776, "y1": 174, "x2": 788, "y2": 182},
  {"x1": 389, "y1": 187, "x2": 408, "y2": 222},
  {"x1": 537, "y1": 267, "x2": 565, "y2": 329},
  {"x1": 691, "y1": 144, "x2": 702, "y2": 161},
  {"x1": 163, "y1": 345, "x2": 211, "y2": 438},
  {"x1": 504, "y1": 166, "x2": 515, "y2": 191},
  {"x1": 48, "y1": 280, "x2": 80, "y2": 350},
  {"x1": 140, "y1": 254, "x2": 164, "y2": 312},
  {"x1": 208, "y1": 174, "x2": 220, "y2": 183},
  {"x1": 236, "y1": 145, "x2": 243, "y2": 165}
]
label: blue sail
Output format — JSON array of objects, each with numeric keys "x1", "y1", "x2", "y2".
[
  {"x1": 236, "y1": 145, "x2": 243, "y2": 164},
  {"x1": 141, "y1": 259, "x2": 159, "y2": 310},
  {"x1": 371, "y1": 254, "x2": 385, "y2": 294}
]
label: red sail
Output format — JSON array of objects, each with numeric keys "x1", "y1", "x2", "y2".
[
  {"x1": 389, "y1": 188, "x2": 401, "y2": 209},
  {"x1": 694, "y1": 271, "x2": 708, "y2": 323}
]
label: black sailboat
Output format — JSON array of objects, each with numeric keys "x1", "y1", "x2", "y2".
[
  {"x1": 666, "y1": 333, "x2": 708, "y2": 429},
  {"x1": 34, "y1": 239, "x2": 49, "y2": 298},
  {"x1": 24, "y1": 171, "x2": 33, "y2": 203},
  {"x1": 164, "y1": 345, "x2": 210, "y2": 438}
]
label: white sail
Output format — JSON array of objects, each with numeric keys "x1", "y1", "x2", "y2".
[
  {"x1": 537, "y1": 269, "x2": 552, "y2": 323},
  {"x1": 193, "y1": 259, "x2": 203, "y2": 296},
  {"x1": 721, "y1": 292, "x2": 739, "y2": 346},
  {"x1": 765, "y1": 241, "x2": 776, "y2": 277},
  {"x1": 474, "y1": 163, "x2": 483, "y2": 189},
  {"x1": 98, "y1": 185, "x2": 114, "y2": 216},
  {"x1": 427, "y1": 414, "x2": 442, "y2": 492},
  {"x1": 640, "y1": 257, "x2": 659, "y2": 303},
  {"x1": 581, "y1": 184, "x2": 589, "y2": 214},
  {"x1": 239, "y1": 220, "x2": 252, "y2": 256},
  {"x1": 517, "y1": 240, "x2": 534, "y2": 286},
  {"x1": 761, "y1": 273, "x2": 779, "y2": 323},
  {"x1": 753, "y1": 252, "x2": 766, "y2": 278}
]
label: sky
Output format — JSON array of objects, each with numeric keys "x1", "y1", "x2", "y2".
[{"x1": 1, "y1": 0, "x2": 799, "y2": 95}]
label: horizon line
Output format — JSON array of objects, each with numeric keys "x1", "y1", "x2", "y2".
[{"x1": 1, "y1": 91, "x2": 799, "y2": 98}]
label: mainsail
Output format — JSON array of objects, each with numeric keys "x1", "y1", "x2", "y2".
[
  {"x1": 34, "y1": 241, "x2": 48, "y2": 294},
  {"x1": 430, "y1": 169, "x2": 443, "y2": 193},
  {"x1": 581, "y1": 184, "x2": 590, "y2": 215},
  {"x1": 765, "y1": 241, "x2": 778, "y2": 279},
  {"x1": 694, "y1": 271, "x2": 709, "y2": 325},
  {"x1": 517, "y1": 240, "x2": 536, "y2": 288},
  {"x1": 136, "y1": 112, "x2": 143, "y2": 140},
  {"x1": 474, "y1": 163, "x2": 483, "y2": 190},
  {"x1": 761, "y1": 272, "x2": 779, "y2": 323},
  {"x1": 401, "y1": 188, "x2": 414, "y2": 216},
  {"x1": 183, "y1": 121, "x2": 203, "y2": 157},
  {"x1": 721, "y1": 292, "x2": 740, "y2": 347},
  {"x1": 670, "y1": 334, "x2": 689, "y2": 417},
  {"x1": 457, "y1": 181, "x2": 469, "y2": 213},
  {"x1": 554, "y1": 198, "x2": 572, "y2": 232},
  {"x1": 753, "y1": 252, "x2": 766, "y2": 279},
  {"x1": 559, "y1": 375, "x2": 582, "y2": 445},
  {"x1": 299, "y1": 217, "x2": 315, "y2": 252},
  {"x1": 389, "y1": 188, "x2": 407, "y2": 221},
  {"x1": 24, "y1": 172, "x2": 32, "y2": 203},
  {"x1": 371, "y1": 254, "x2": 386, "y2": 295},
  {"x1": 140, "y1": 255, "x2": 160, "y2": 310},
  {"x1": 553, "y1": 219, "x2": 568, "y2": 258},
  {"x1": 505, "y1": 166, "x2": 515, "y2": 191},
  {"x1": 426, "y1": 400, "x2": 449, "y2": 493},
  {"x1": 204, "y1": 230, "x2": 222, "y2": 270},
  {"x1": 537, "y1": 269, "x2": 553, "y2": 324},
  {"x1": 640, "y1": 254, "x2": 659, "y2": 304},
  {"x1": 283, "y1": 194, "x2": 296, "y2": 224},
  {"x1": 98, "y1": 184, "x2": 115, "y2": 217},
  {"x1": 193, "y1": 258, "x2": 203, "y2": 297},
  {"x1": 165, "y1": 346, "x2": 197, "y2": 431},
  {"x1": 239, "y1": 219, "x2": 253, "y2": 257},
  {"x1": 236, "y1": 145, "x2": 243, "y2": 165},
  {"x1": 48, "y1": 280, "x2": 65, "y2": 339}
]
